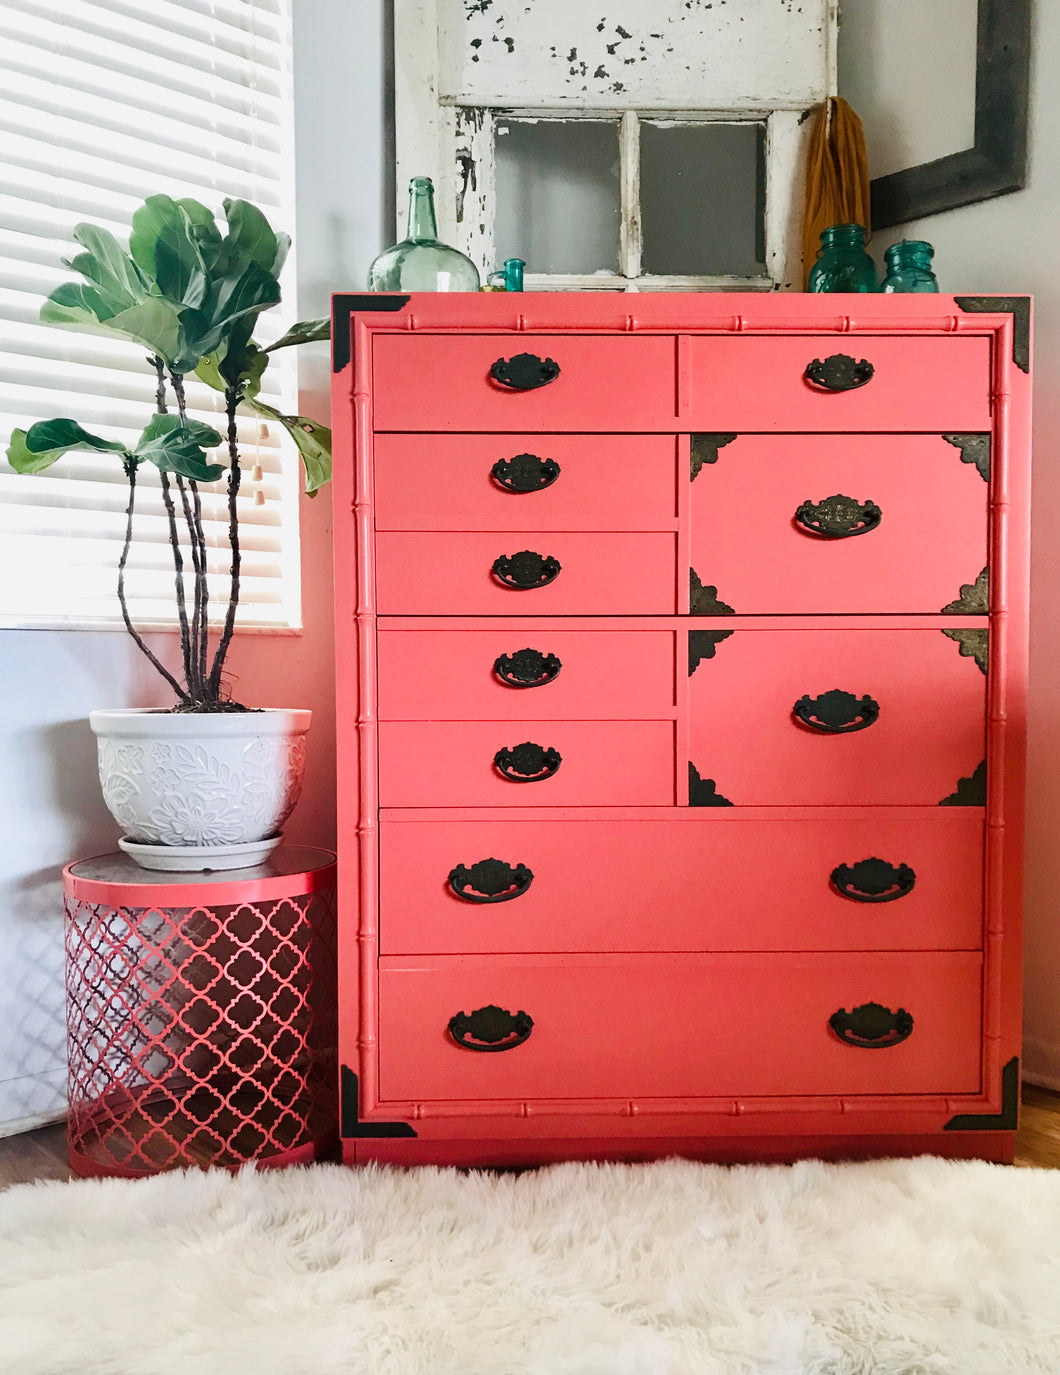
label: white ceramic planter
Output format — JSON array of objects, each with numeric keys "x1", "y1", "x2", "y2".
[{"x1": 90, "y1": 709, "x2": 311, "y2": 870}]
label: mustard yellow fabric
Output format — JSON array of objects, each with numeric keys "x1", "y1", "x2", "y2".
[{"x1": 802, "y1": 97, "x2": 871, "y2": 289}]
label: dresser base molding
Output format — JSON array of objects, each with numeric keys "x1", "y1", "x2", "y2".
[{"x1": 344, "y1": 1132, "x2": 1015, "y2": 1168}]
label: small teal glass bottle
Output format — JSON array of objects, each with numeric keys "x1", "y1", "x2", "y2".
[
  {"x1": 368, "y1": 176, "x2": 480, "y2": 292},
  {"x1": 487, "y1": 257, "x2": 525, "y2": 292},
  {"x1": 808, "y1": 223, "x2": 877, "y2": 293},
  {"x1": 880, "y1": 239, "x2": 939, "y2": 293}
]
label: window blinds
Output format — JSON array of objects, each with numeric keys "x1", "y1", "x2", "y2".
[{"x1": 0, "y1": 0, "x2": 301, "y2": 629}]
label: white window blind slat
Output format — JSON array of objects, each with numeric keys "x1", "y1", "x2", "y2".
[{"x1": 0, "y1": 0, "x2": 301, "y2": 633}]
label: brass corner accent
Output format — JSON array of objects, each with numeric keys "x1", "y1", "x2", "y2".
[
  {"x1": 689, "y1": 763, "x2": 733, "y2": 807},
  {"x1": 942, "y1": 627, "x2": 989, "y2": 674},
  {"x1": 940, "y1": 760, "x2": 987, "y2": 807},
  {"x1": 944, "y1": 1057, "x2": 1019, "y2": 1131},
  {"x1": 690, "y1": 569, "x2": 735, "y2": 615},
  {"x1": 690, "y1": 433, "x2": 737, "y2": 481},
  {"x1": 943, "y1": 433, "x2": 991, "y2": 481},
  {"x1": 942, "y1": 567, "x2": 989, "y2": 614},
  {"x1": 688, "y1": 629, "x2": 734, "y2": 674},
  {"x1": 340, "y1": 1066, "x2": 417, "y2": 1138}
]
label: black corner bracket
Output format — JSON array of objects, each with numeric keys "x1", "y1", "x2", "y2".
[
  {"x1": 340, "y1": 1065, "x2": 417, "y2": 1138},
  {"x1": 331, "y1": 294, "x2": 411, "y2": 372},
  {"x1": 944, "y1": 1056, "x2": 1019, "y2": 1131},
  {"x1": 955, "y1": 296, "x2": 1031, "y2": 373}
]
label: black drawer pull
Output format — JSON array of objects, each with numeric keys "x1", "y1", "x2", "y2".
[
  {"x1": 804, "y1": 354, "x2": 875, "y2": 391},
  {"x1": 489, "y1": 353, "x2": 561, "y2": 390},
  {"x1": 795, "y1": 494, "x2": 882, "y2": 538},
  {"x1": 830, "y1": 1002, "x2": 914, "y2": 1049},
  {"x1": 447, "y1": 859, "x2": 534, "y2": 904},
  {"x1": 493, "y1": 741, "x2": 562, "y2": 782},
  {"x1": 448, "y1": 1004, "x2": 534, "y2": 1052},
  {"x1": 491, "y1": 453, "x2": 561, "y2": 492},
  {"x1": 493, "y1": 648, "x2": 562, "y2": 688},
  {"x1": 491, "y1": 550, "x2": 561, "y2": 590},
  {"x1": 793, "y1": 689, "x2": 879, "y2": 734},
  {"x1": 831, "y1": 858, "x2": 916, "y2": 903}
]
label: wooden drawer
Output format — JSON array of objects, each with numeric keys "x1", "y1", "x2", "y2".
[
  {"x1": 373, "y1": 434, "x2": 678, "y2": 532},
  {"x1": 375, "y1": 533, "x2": 677, "y2": 614},
  {"x1": 377, "y1": 951, "x2": 983, "y2": 1101},
  {"x1": 378, "y1": 811, "x2": 985, "y2": 955},
  {"x1": 686, "y1": 335, "x2": 991, "y2": 431},
  {"x1": 377, "y1": 627, "x2": 676, "y2": 720},
  {"x1": 372, "y1": 334, "x2": 676, "y2": 431},
  {"x1": 378, "y1": 721, "x2": 675, "y2": 807},
  {"x1": 689, "y1": 434, "x2": 988, "y2": 614},
  {"x1": 687, "y1": 628, "x2": 985, "y2": 806}
]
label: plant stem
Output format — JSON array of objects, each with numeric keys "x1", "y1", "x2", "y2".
[
  {"x1": 169, "y1": 370, "x2": 211, "y2": 703},
  {"x1": 208, "y1": 388, "x2": 242, "y2": 698},
  {"x1": 159, "y1": 470, "x2": 194, "y2": 691},
  {"x1": 175, "y1": 476, "x2": 204, "y2": 701},
  {"x1": 117, "y1": 456, "x2": 190, "y2": 705}
]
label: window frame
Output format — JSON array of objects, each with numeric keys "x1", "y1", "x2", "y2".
[{"x1": 446, "y1": 104, "x2": 809, "y2": 293}]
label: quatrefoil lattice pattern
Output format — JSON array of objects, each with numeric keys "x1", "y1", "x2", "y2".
[{"x1": 64, "y1": 891, "x2": 337, "y2": 1175}]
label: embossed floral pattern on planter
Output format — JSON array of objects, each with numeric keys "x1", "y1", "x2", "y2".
[{"x1": 91, "y1": 710, "x2": 311, "y2": 848}]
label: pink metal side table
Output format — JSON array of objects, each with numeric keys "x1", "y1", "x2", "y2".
[{"x1": 62, "y1": 846, "x2": 337, "y2": 1178}]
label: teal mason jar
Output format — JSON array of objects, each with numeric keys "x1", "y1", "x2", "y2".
[
  {"x1": 368, "y1": 176, "x2": 481, "y2": 292},
  {"x1": 808, "y1": 223, "x2": 877, "y2": 293},
  {"x1": 880, "y1": 239, "x2": 939, "y2": 293}
]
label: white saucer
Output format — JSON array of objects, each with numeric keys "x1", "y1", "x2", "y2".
[{"x1": 118, "y1": 835, "x2": 283, "y2": 872}]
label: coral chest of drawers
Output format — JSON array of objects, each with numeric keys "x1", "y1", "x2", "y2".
[{"x1": 331, "y1": 292, "x2": 1030, "y2": 1167}]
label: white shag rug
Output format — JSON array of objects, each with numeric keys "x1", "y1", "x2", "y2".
[{"x1": 2, "y1": 1156, "x2": 1060, "y2": 1375}]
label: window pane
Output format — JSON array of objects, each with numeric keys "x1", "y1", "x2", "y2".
[
  {"x1": 640, "y1": 122, "x2": 765, "y2": 276},
  {"x1": 494, "y1": 119, "x2": 620, "y2": 275}
]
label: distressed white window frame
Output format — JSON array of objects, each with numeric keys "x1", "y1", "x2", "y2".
[
  {"x1": 395, "y1": 0, "x2": 834, "y2": 293},
  {"x1": 467, "y1": 107, "x2": 812, "y2": 292}
]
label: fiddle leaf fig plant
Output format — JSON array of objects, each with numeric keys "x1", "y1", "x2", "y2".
[{"x1": 6, "y1": 194, "x2": 331, "y2": 711}]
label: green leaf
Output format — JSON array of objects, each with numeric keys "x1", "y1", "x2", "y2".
[
  {"x1": 103, "y1": 299, "x2": 184, "y2": 361},
  {"x1": 246, "y1": 397, "x2": 331, "y2": 494},
  {"x1": 271, "y1": 231, "x2": 291, "y2": 277},
  {"x1": 176, "y1": 198, "x2": 223, "y2": 271},
  {"x1": 129, "y1": 195, "x2": 208, "y2": 310},
  {"x1": 174, "y1": 260, "x2": 280, "y2": 372},
  {"x1": 265, "y1": 317, "x2": 330, "y2": 351},
  {"x1": 42, "y1": 283, "x2": 183, "y2": 361},
  {"x1": 241, "y1": 345, "x2": 270, "y2": 399},
  {"x1": 222, "y1": 198, "x2": 278, "y2": 273},
  {"x1": 41, "y1": 280, "x2": 122, "y2": 327},
  {"x1": 134, "y1": 413, "x2": 224, "y2": 482},
  {"x1": 193, "y1": 350, "x2": 227, "y2": 393},
  {"x1": 64, "y1": 223, "x2": 148, "y2": 306},
  {"x1": 7, "y1": 419, "x2": 129, "y2": 475}
]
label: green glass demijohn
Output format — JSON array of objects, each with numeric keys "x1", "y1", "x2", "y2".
[
  {"x1": 368, "y1": 176, "x2": 481, "y2": 292},
  {"x1": 808, "y1": 223, "x2": 877, "y2": 293},
  {"x1": 880, "y1": 239, "x2": 939, "y2": 293}
]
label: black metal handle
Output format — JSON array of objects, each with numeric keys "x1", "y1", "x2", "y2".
[
  {"x1": 447, "y1": 858, "x2": 534, "y2": 904},
  {"x1": 493, "y1": 648, "x2": 562, "y2": 689},
  {"x1": 448, "y1": 1004, "x2": 534, "y2": 1051},
  {"x1": 831, "y1": 858, "x2": 916, "y2": 903},
  {"x1": 795, "y1": 494, "x2": 882, "y2": 538},
  {"x1": 489, "y1": 354, "x2": 561, "y2": 390},
  {"x1": 804, "y1": 354, "x2": 875, "y2": 392},
  {"x1": 493, "y1": 741, "x2": 562, "y2": 782},
  {"x1": 491, "y1": 550, "x2": 561, "y2": 590},
  {"x1": 793, "y1": 689, "x2": 879, "y2": 734},
  {"x1": 829, "y1": 1002, "x2": 914, "y2": 1049},
  {"x1": 491, "y1": 454, "x2": 561, "y2": 492}
]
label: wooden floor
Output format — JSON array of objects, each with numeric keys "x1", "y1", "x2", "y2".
[{"x1": 2, "y1": 1086, "x2": 1060, "y2": 1189}]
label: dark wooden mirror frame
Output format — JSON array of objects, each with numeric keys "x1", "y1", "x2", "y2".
[{"x1": 870, "y1": 0, "x2": 1030, "y2": 229}]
